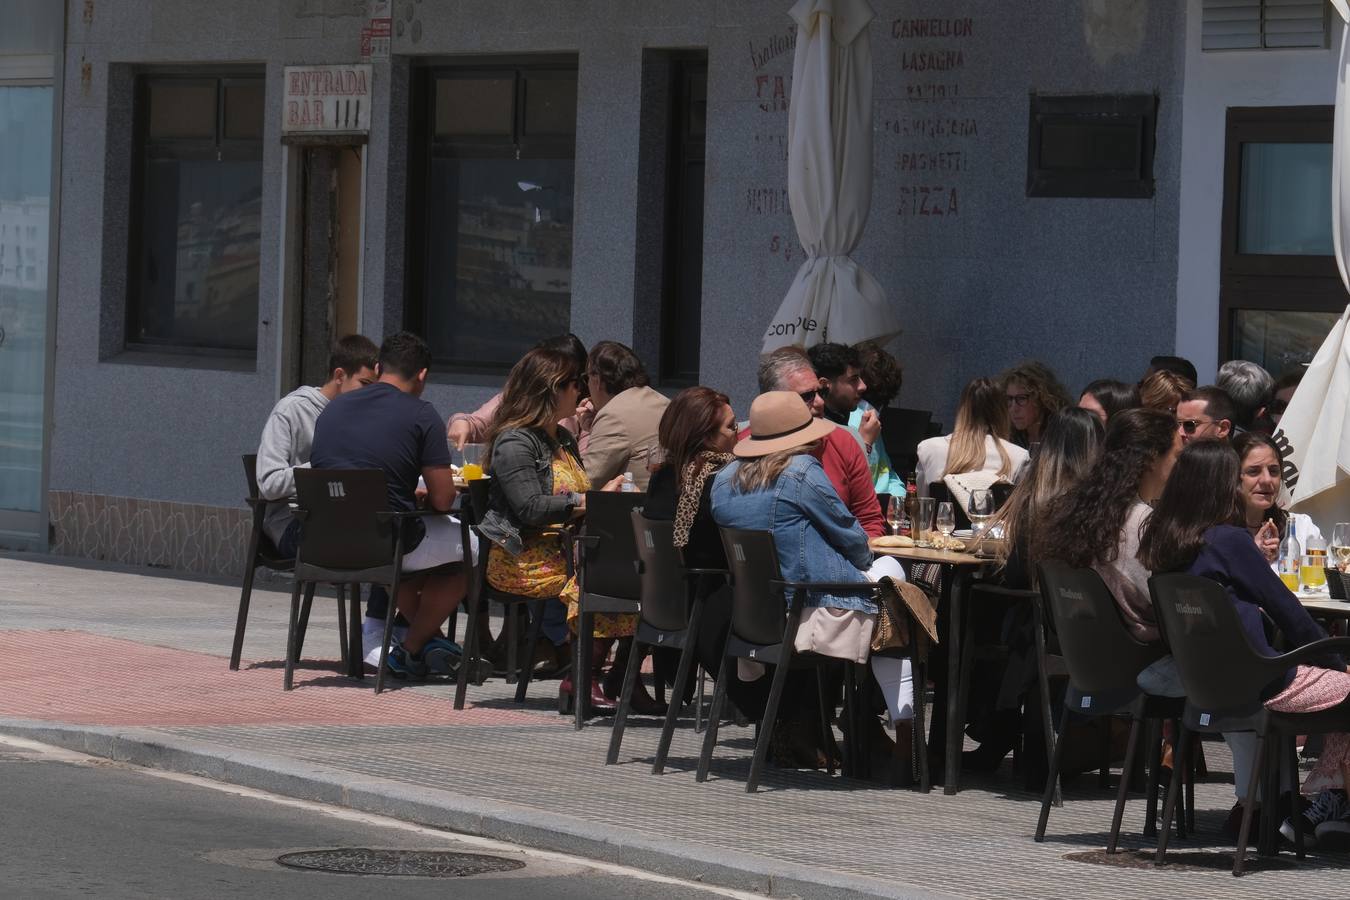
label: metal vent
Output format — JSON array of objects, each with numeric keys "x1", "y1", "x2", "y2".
[
  {"x1": 275, "y1": 848, "x2": 526, "y2": 877},
  {"x1": 1202, "y1": 0, "x2": 1328, "y2": 50}
]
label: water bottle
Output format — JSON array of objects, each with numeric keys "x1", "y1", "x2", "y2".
[
  {"x1": 620, "y1": 472, "x2": 636, "y2": 492},
  {"x1": 1278, "y1": 518, "x2": 1301, "y2": 593}
]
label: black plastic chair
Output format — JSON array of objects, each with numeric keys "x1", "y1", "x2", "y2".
[
  {"x1": 570, "y1": 491, "x2": 648, "y2": 728},
  {"x1": 1150, "y1": 573, "x2": 1350, "y2": 875},
  {"x1": 697, "y1": 526, "x2": 884, "y2": 794},
  {"x1": 607, "y1": 510, "x2": 723, "y2": 771},
  {"x1": 453, "y1": 477, "x2": 556, "y2": 710},
  {"x1": 231, "y1": 453, "x2": 351, "y2": 674},
  {"x1": 879, "y1": 407, "x2": 932, "y2": 477},
  {"x1": 1033, "y1": 562, "x2": 1186, "y2": 851},
  {"x1": 291, "y1": 468, "x2": 457, "y2": 693}
]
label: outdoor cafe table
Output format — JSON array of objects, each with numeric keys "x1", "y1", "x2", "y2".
[{"x1": 870, "y1": 540, "x2": 994, "y2": 795}]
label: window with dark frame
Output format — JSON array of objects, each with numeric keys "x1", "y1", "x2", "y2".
[
  {"x1": 657, "y1": 56, "x2": 707, "y2": 387},
  {"x1": 406, "y1": 59, "x2": 578, "y2": 374},
  {"x1": 127, "y1": 73, "x2": 264, "y2": 355},
  {"x1": 1026, "y1": 93, "x2": 1157, "y2": 199},
  {"x1": 1220, "y1": 106, "x2": 1345, "y2": 376}
]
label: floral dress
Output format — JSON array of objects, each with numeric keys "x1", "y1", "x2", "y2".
[{"x1": 485, "y1": 449, "x2": 635, "y2": 637}]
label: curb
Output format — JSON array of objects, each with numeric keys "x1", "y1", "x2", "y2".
[{"x1": 0, "y1": 719, "x2": 955, "y2": 900}]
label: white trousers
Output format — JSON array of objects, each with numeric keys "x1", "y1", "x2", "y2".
[
  {"x1": 402, "y1": 515, "x2": 478, "y2": 573},
  {"x1": 866, "y1": 556, "x2": 914, "y2": 723}
]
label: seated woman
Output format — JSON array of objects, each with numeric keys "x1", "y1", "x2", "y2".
[
  {"x1": 999, "y1": 361, "x2": 1073, "y2": 448},
  {"x1": 1077, "y1": 378, "x2": 1138, "y2": 426},
  {"x1": 1033, "y1": 407, "x2": 1180, "y2": 645},
  {"x1": 479, "y1": 347, "x2": 625, "y2": 713},
  {"x1": 915, "y1": 376, "x2": 1029, "y2": 498},
  {"x1": 711, "y1": 391, "x2": 915, "y2": 768},
  {"x1": 1138, "y1": 440, "x2": 1350, "y2": 844},
  {"x1": 1233, "y1": 431, "x2": 1323, "y2": 565},
  {"x1": 643, "y1": 386, "x2": 753, "y2": 709},
  {"x1": 963, "y1": 407, "x2": 1103, "y2": 771}
]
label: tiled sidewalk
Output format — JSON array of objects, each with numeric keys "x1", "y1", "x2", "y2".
[{"x1": 4, "y1": 552, "x2": 1349, "y2": 898}]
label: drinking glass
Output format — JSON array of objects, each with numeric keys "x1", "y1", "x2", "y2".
[
  {"x1": 936, "y1": 501, "x2": 956, "y2": 539},
  {"x1": 646, "y1": 446, "x2": 667, "y2": 474},
  {"x1": 967, "y1": 489, "x2": 995, "y2": 538},
  {"x1": 1333, "y1": 523, "x2": 1350, "y2": 572},
  {"x1": 460, "y1": 443, "x2": 485, "y2": 480},
  {"x1": 913, "y1": 497, "x2": 935, "y2": 547},
  {"x1": 1303, "y1": 531, "x2": 1328, "y2": 591},
  {"x1": 886, "y1": 493, "x2": 905, "y2": 536}
]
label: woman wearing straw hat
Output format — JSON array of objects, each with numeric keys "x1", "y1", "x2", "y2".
[{"x1": 711, "y1": 390, "x2": 914, "y2": 769}]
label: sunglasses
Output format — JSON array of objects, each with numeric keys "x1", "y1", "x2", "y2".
[
  {"x1": 798, "y1": 389, "x2": 819, "y2": 406},
  {"x1": 1177, "y1": 418, "x2": 1212, "y2": 434}
]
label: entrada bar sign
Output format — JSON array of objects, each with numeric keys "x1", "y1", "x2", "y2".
[{"x1": 282, "y1": 64, "x2": 372, "y2": 135}]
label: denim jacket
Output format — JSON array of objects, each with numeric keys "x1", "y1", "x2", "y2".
[
  {"x1": 480, "y1": 426, "x2": 582, "y2": 556},
  {"x1": 711, "y1": 454, "x2": 877, "y2": 613}
]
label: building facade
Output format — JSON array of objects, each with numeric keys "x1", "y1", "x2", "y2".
[{"x1": 0, "y1": 0, "x2": 1343, "y2": 574}]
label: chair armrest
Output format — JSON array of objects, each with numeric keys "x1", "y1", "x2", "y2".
[
  {"x1": 376, "y1": 509, "x2": 454, "y2": 522},
  {"x1": 1273, "y1": 636, "x2": 1350, "y2": 669},
  {"x1": 685, "y1": 567, "x2": 729, "y2": 577},
  {"x1": 244, "y1": 496, "x2": 268, "y2": 510},
  {"x1": 569, "y1": 533, "x2": 601, "y2": 548},
  {"x1": 770, "y1": 579, "x2": 878, "y2": 595},
  {"x1": 970, "y1": 585, "x2": 1038, "y2": 600}
]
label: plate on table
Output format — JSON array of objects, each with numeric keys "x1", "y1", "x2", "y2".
[{"x1": 953, "y1": 529, "x2": 974, "y2": 539}]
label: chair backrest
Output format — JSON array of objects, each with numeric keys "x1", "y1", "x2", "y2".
[
  {"x1": 879, "y1": 407, "x2": 932, "y2": 475},
  {"x1": 1149, "y1": 572, "x2": 1284, "y2": 713},
  {"x1": 579, "y1": 491, "x2": 646, "y2": 600},
  {"x1": 719, "y1": 526, "x2": 790, "y2": 646},
  {"x1": 992, "y1": 482, "x2": 1014, "y2": 510},
  {"x1": 631, "y1": 510, "x2": 690, "y2": 633},
  {"x1": 242, "y1": 453, "x2": 260, "y2": 500},
  {"x1": 462, "y1": 476, "x2": 491, "y2": 527},
  {"x1": 1036, "y1": 561, "x2": 1162, "y2": 696},
  {"x1": 293, "y1": 468, "x2": 395, "y2": 570}
]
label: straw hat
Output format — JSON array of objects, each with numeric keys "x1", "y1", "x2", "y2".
[{"x1": 734, "y1": 391, "x2": 836, "y2": 458}]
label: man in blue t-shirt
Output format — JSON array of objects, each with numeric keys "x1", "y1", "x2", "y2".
[{"x1": 311, "y1": 331, "x2": 473, "y2": 678}]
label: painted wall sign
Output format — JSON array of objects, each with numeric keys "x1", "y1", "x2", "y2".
[{"x1": 282, "y1": 64, "x2": 372, "y2": 134}]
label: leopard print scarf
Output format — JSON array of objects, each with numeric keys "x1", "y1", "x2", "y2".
[{"x1": 674, "y1": 452, "x2": 734, "y2": 548}]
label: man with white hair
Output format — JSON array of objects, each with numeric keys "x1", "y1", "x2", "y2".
[
  {"x1": 1217, "y1": 360, "x2": 1275, "y2": 434},
  {"x1": 754, "y1": 347, "x2": 885, "y2": 537}
]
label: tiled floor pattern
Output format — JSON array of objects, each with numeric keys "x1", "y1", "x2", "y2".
[{"x1": 6, "y1": 554, "x2": 1350, "y2": 897}]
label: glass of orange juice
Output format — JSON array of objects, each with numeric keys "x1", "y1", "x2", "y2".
[{"x1": 461, "y1": 443, "x2": 485, "y2": 480}]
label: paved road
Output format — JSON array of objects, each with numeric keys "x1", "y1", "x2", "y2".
[{"x1": 0, "y1": 739, "x2": 744, "y2": 900}]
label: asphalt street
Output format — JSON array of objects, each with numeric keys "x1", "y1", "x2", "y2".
[{"x1": 0, "y1": 739, "x2": 748, "y2": 900}]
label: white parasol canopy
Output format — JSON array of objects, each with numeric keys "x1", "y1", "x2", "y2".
[
  {"x1": 761, "y1": 0, "x2": 899, "y2": 353},
  {"x1": 1274, "y1": 5, "x2": 1350, "y2": 521}
]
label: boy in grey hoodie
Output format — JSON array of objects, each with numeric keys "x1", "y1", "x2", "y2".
[{"x1": 256, "y1": 334, "x2": 379, "y2": 554}]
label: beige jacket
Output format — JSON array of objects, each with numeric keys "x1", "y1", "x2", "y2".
[
  {"x1": 583, "y1": 385, "x2": 669, "y2": 491},
  {"x1": 1092, "y1": 501, "x2": 1157, "y2": 644}
]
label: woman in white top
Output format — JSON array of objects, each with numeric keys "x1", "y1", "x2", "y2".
[
  {"x1": 915, "y1": 377, "x2": 1030, "y2": 498},
  {"x1": 1233, "y1": 431, "x2": 1322, "y2": 566}
]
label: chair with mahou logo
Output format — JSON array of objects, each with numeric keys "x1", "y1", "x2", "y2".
[
  {"x1": 696, "y1": 526, "x2": 917, "y2": 793},
  {"x1": 290, "y1": 468, "x2": 459, "y2": 693},
  {"x1": 606, "y1": 509, "x2": 723, "y2": 771},
  {"x1": 231, "y1": 454, "x2": 354, "y2": 675},
  {"x1": 1033, "y1": 562, "x2": 1190, "y2": 851},
  {"x1": 1150, "y1": 573, "x2": 1350, "y2": 875}
]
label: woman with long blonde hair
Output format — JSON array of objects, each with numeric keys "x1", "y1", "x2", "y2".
[{"x1": 915, "y1": 377, "x2": 1030, "y2": 498}]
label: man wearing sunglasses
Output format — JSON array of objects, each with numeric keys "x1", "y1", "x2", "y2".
[{"x1": 1175, "y1": 386, "x2": 1236, "y2": 445}]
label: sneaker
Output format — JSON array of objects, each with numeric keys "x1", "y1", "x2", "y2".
[
  {"x1": 422, "y1": 636, "x2": 463, "y2": 676},
  {"x1": 362, "y1": 619, "x2": 408, "y2": 669},
  {"x1": 1283, "y1": 789, "x2": 1347, "y2": 847},
  {"x1": 384, "y1": 642, "x2": 428, "y2": 680}
]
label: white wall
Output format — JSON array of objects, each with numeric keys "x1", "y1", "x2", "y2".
[{"x1": 1175, "y1": 0, "x2": 1342, "y2": 381}]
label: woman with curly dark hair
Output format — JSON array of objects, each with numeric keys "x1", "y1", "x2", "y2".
[
  {"x1": 1033, "y1": 407, "x2": 1181, "y2": 643},
  {"x1": 1000, "y1": 360, "x2": 1073, "y2": 448}
]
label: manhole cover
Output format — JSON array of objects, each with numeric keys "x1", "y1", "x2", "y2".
[
  {"x1": 276, "y1": 848, "x2": 525, "y2": 877},
  {"x1": 1064, "y1": 849, "x2": 1296, "y2": 873}
]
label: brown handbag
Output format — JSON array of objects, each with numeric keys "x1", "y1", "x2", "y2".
[{"x1": 871, "y1": 576, "x2": 940, "y2": 662}]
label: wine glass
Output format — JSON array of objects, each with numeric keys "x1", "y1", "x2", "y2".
[
  {"x1": 967, "y1": 489, "x2": 995, "y2": 539},
  {"x1": 886, "y1": 493, "x2": 905, "y2": 536},
  {"x1": 936, "y1": 502, "x2": 956, "y2": 540},
  {"x1": 1332, "y1": 523, "x2": 1350, "y2": 572},
  {"x1": 1303, "y1": 531, "x2": 1328, "y2": 592}
]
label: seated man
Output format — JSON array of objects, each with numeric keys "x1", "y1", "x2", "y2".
[
  {"x1": 311, "y1": 331, "x2": 473, "y2": 678},
  {"x1": 755, "y1": 347, "x2": 885, "y2": 537},
  {"x1": 256, "y1": 334, "x2": 394, "y2": 666},
  {"x1": 580, "y1": 341, "x2": 669, "y2": 491},
  {"x1": 1176, "y1": 386, "x2": 1236, "y2": 445},
  {"x1": 808, "y1": 341, "x2": 904, "y2": 499}
]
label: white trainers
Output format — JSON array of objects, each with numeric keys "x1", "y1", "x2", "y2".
[
  {"x1": 362, "y1": 618, "x2": 408, "y2": 669},
  {"x1": 1281, "y1": 789, "x2": 1348, "y2": 847}
]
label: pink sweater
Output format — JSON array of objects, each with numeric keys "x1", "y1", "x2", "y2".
[{"x1": 448, "y1": 392, "x2": 588, "y2": 452}]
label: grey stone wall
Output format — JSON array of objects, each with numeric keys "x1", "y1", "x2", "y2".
[{"x1": 52, "y1": 0, "x2": 1184, "y2": 524}]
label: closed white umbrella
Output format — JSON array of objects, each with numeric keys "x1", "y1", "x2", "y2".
[
  {"x1": 1274, "y1": 5, "x2": 1350, "y2": 523},
  {"x1": 761, "y1": 0, "x2": 899, "y2": 353}
]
